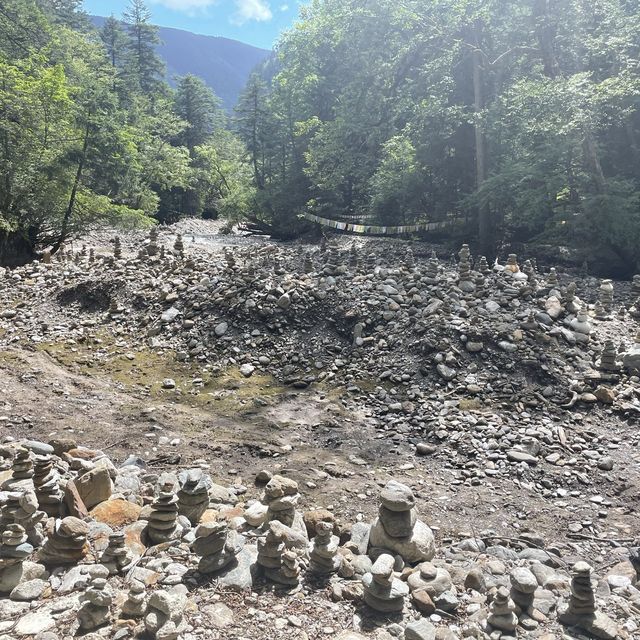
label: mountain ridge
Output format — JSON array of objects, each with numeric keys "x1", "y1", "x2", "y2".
[{"x1": 90, "y1": 15, "x2": 270, "y2": 110}]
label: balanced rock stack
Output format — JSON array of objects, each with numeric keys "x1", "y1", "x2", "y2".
[
  {"x1": 0, "y1": 524, "x2": 34, "y2": 594},
  {"x1": 424, "y1": 252, "x2": 438, "y2": 283},
  {"x1": 309, "y1": 520, "x2": 341, "y2": 576},
  {"x1": 192, "y1": 521, "x2": 245, "y2": 574},
  {"x1": 33, "y1": 454, "x2": 63, "y2": 516},
  {"x1": 368, "y1": 480, "x2": 435, "y2": 564},
  {"x1": 177, "y1": 468, "x2": 211, "y2": 525},
  {"x1": 546, "y1": 267, "x2": 559, "y2": 287},
  {"x1": 598, "y1": 340, "x2": 620, "y2": 373},
  {"x1": 361, "y1": 553, "x2": 408, "y2": 614},
  {"x1": 510, "y1": 566, "x2": 538, "y2": 614},
  {"x1": 599, "y1": 279, "x2": 614, "y2": 312},
  {"x1": 263, "y1": 475, "x2": 303, "y2": 531},
  {"x1": 146, "y1": 481, "x2": 181, "y2": 545},
  {"x1": 558, "y1": 561, "x2": 618, "y2": 639},
  {"x1": 144, "y1": 589, "x2": 187, "y2": 640},
  {"x1": 113, "y1": 236, "x2": 122, "y2": 260},
  {"x1": 407, "y1": 562, "x2": 452, "y2": 600},
  {"x1": 121, "y1": 579, "x2": 146, "y2": 619},
  {"x1": 3, "y1": 447, "x2": 34, "y2": 490},
  {"x1": 173, "y1": 234, "x2": 185, "y2": 256},
  {"x1": 147, "y1": 227, "x2": 159, "y2": 257},
  {"x1": 505, "y1": 253, "x2": 519, "y2": 273},
  {"x1": 100, "y1": 532, "x2": 132, "y2": 575},
  {"x1": 457, "y1": 245, "x2": 475, "y2": 293},
  {"x1": 258, "y1": 520, "x2": 309, "y2": 585},
  {"x1": 632, "y1": 274, "x2": 640, "y2": 298},
  {"x1": 0, "y1": 490, "x2": 46, "y2": 545},
  {"x1": 487, "y1": 585, "x2": 518, "y2": 633},
  {"x1": 78, "y1": 576, "x2": 113, "y2": 631},
  {"x1": 39, "y1": 516, "x2": 88, "y2": 565},
  {"x1": 569, "y1": 310, "x2": 592, "y2": 343}
]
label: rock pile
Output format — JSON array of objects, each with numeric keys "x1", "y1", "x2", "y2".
[
  {"x1": 0, "y1": 524, "x2": 34, "y2": 594},
  {"x1": 146, "y1": 481, "x2": 182, "y2": 544},
  {"x1": 309, "y1": 520, "x2": 341, "y2": 576},
  {"x1": 100, "y1": 532, "x2": 132, "y2": 575},
  {"x1": 263, "y1": 475, "x2": 303, "y2": 532},
  {"x1": 121, "y1": 579, "x2": 146, "y2": 619},
  {"x1": 33, "y1": 454, "x2": 63, "y2": 516},
  {"x1": 192, "y1": 521, "x2": 244, "y2": 574},
  {"x1": 177, "y1": 468, "x2": 211, "y2": 525},
  {"x1": 38, "y1": 516, "x2": 88, "y2": 565},
  {"x1": 144, "y1": 589, "x2": 187, "y2": 640},
  {"x1": 362, "y1": 553, "x2": 408, "y2": 613},
  {"x1": 78, "y1": 576, "x2": 113, "y2": 631},
  {"x1": 487, "y1": 585, "x2": 518, "y2": 633}
]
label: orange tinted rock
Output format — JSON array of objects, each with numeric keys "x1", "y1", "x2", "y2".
[{"x1": 91, "y1": 499, "x2": 142, "y2": 528}]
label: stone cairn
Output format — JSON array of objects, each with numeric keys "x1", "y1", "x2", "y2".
[
  {"x1": 510, "y1": 566, "x2": 538, "y2": 615},
  {"x1": 546, "y1": 267, "x2": 559, "y2": 287},
  {"x1": 263, "y1": 475, "x2": 301, "y2": 529},
  {"x1": 113, "y1": 236, "x2": 122, "y2": 260},
  {"x1": 33, "y1": 454, "x2": 63, "y2": 517},
  {"x1": 457, "y1": 244, "x2": 475, "y2": 292},
  {"x1": 598, "y1": 340, "x2": 620, "y2": 373},
  {"x1": 177, "y1": 468, "x2": 211, "y2": 525},
  {"x1": 362, "y1": 553, "x2": 408, "y2": 614},
  {"x1": 146, "y1": 481, "x2": 181, "y2": 545},
  {"x1": 522, "y1": 259, "x2": 537, "y2": 286},
  {"x1": 192, "y1": 520, "x2": 244, "y2": 574},
  {"x1": 78, "y1": 576, "x2": 113, "y2": 631},
  {"x1": 487, "y1": 585, "x2": 518, "y2": 633},
  {"x1": 0, "y1": 490, "x2": 45, "y2": 546},
  {"x1": 144, "y1": 589, "x2": 187, "y2": 640},
  {"x1": 42, "y1": 249, "x2": 52, "y2": 264},
  {"x1": 569, "y1": 309, "x2": 592, "y2": 343},
  {"x1": 558, "y1": 561, "x2": 617, "y2": 638},
  {"x1": 309, "y1": 520, "x2": 341, "y2": 576},
  {"x1": 121, "y1": 579, "x2": 146, "y2": 619},
  {"x1": 100, "y1": 532, "x2": 132, "y2": 575},
  {"x1": 257, "y1": 520, "x2": 308, "y2": 586},
  {"x1": 368, "y1": 480, "x2": 435, "y2": 564},
  {"x1": 39, "y1": 516, "x2": 88, "y2": 565},
  {"x1": 89, "y1": 247, "x2": 95, "y2": 263},
  {"x1": 505, "y1": 253, "x2": 519, "y2": 273},
  {"x1": 303, "y1": 252, "x2": 313, "y2": 274},
  {"x1": 599, "y1": 279, "x2": 614, "y2": 312},
  {"x1": 424, "y1": 251, "x2": 439, "y2": 283},
  {"x1": 632, "y1": 274, "x2": 640, "y2": 298},
  {"x1": 173, "y1": 234, "x2": 184, "y2": 257},
  {"x1": 0, "y1": 524, "x2": 33, "y2": 594},
  {"x1": 477, "y1": 255, "x2": 491, "y2": 274},
  {"x1": 147, "y1": 226, "x2": 159, "y2": 257},
  {"x1": 5, "y1": 446, "x2": 34, "y2": 489}
]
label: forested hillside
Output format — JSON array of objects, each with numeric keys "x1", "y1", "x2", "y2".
[
  {"x1": 236, "y1": 0, "x2": 640, "y2": 269},
  {"x1": 0, "y1": 0, "x2": 253, "y2": 265},
  {"x1": 90, "y1": 16, "x2": 270, "y2": 110}
]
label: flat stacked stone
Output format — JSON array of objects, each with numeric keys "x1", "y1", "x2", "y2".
[
  {"x1": 0, "y1": 490, "x2": 46, "y2": 546},
  {"x1": 146, "y1": 482, "x2": 181, "y2": 544},
  {"x1": 487, "y1": 585, "x2": 518, "y2": 632},
  {"x1": 558, "y1": 562, "x2": 618, "y2": 639},
  {"x1": 177, "y1": 468, "x2": 211, "y2": 525},
  {"x1": 113, "y1": 236, "x2": 122, "y2": 260},
  {"x1": 477, "y1": 255, "x2": 490, "y2": 274},
  {"x1": 144, "y1": 589, "x2": 187, "y2": 640},
  {"x1": 5, "y1": 447, "x2": 34, "y2": 489},
  {"x1": 522, "y1": 259, "x2": 537, "y2": 286},
  {"x1": 598, "y1": 340, "x2": 620, "y2": 372},
  {"x1": 192, "y1": 521, "x2": 245, "y2": 574},
  {"x1": 100, "y1": 532, "x2": 132, "y2": 575},
  {"x1": 39, "y1": 516, "x2": 88, "y2": 565},
  {"x1": 474, "y1": 273, "x2": 485, "y2": 297},
  {"x1": 0, "y1": 524, "x2": 34, "y2": 595},
  {"x1": 309, "y1": 520, "x2": 341, "y2": 576},
  {"x1": 546, "y1": 267, "x2": 559, "y2": 287},
  {"x1": 303, "y1": 252, "x2": 313, "y2": 273},
  {"x1": 424, "y1": 252, "x2": 439, "y2": 283},
  {"x1": 33, "y1": 454, "x2": 63, "y2": 516},
  {"x1": 78, "y1": 576, "x2": 113, "y2": 630},
  {"x1": 404, "y1": 247, "x2": 415, "y2": 270},
  {"x1": 365, "y1": 252, "x2": 376, "y2": 273},
  {"x1": 569, "y1": 310, "x2": 592, "y2": 343},
  {"x1": 457, "y1": 246, "x2": 475, "y2": 293},
  {"x1": 368, "y1": 480, "x2": 435, "y2": 564},
  {"x1": 264, "y1": 475, "x2": 301, "y2": 529},
  {"x1": 599, "y1": 279, "x2": 614, "y2": 312},
  {"x1": 121, "y1": 579, "x2": 146, "y2": 619},
  {"x1": 362, "y1": 553, "x2": 408, "y2": 614},
  {"x1": 349, "y1": 244, "x2": 358, "y2": 269},
  {"x1": 505, "y1": 253, "x2": 519, "y2": 273},
  {"x1": 440, "y1": 297, "x2": 452, "y2": 319}
]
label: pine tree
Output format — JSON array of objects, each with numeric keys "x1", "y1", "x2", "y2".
[{"x1": 100, "y1": 15, "x2": 127, "y2": 94}]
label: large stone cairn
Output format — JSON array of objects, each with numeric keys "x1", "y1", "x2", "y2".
[
  {"x1": 144, "y1": 589, "x2": 187, "y2": 640},
  {"x1": 33, "y1": 454, "x2": 63, "y2": 516},
  {"x1": 100, "y1": 532, "x2": 132, "y2": 575},
  {"x1": 0, "y1": 524, "x2": 33, "y2": 594},
  {"x1": 177, "y1": 468, "x2": 211, "y2": 525},
  {"x1": 487, "y1": 585, "x2": 518, "y2": 633},
  {"x1": 599, "y1": 278, "x2": 614, "y2": 312},
  {"x1": 78, "y1": 576, "x2": 113, "y2": 631},
  {"x1": 0, "y1": 489, "x2": 45, "y2": 546},
  {"x1": 558, "y1": 561, "x2": 618, "y2": 638},
  {"x1": 146, "y1": 481, "x2": 181, "y2": 544},
  {"x1": 39, "y1": 516, "x2": 88, "y2": 565},
  {"x1": 362, "y1": 552, "x2": 408, "y2": 614},
  {"x1": 191, "y1": 520, "x2": 244, "y2": 574},
  {"x1": 309, "y1": 520, "x2": 341, "y2": 576},
  {"x1": 368, "y1": 480, "x2": 435, "y2": 564},
  {"x1": 263, "y1": 475, "x2": 301, "y2": 529},
  {"x1": 121, "y1": 579, "x2": 146, "y2": 619}
]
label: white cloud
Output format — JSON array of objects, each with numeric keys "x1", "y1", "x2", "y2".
[
  {"x1": 232, "y1": 0, "x2": 273, "y2": 24},
  {"x1": 279, "y1": 3, "x2": 289, "y2": 11},
  {"x1": 150, "y1": 0, "x2": 217, "y2": 14}
]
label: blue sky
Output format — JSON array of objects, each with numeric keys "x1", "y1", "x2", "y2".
[{"x1": 83, "y1": 0, "x2": 299, "y2": 50}]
